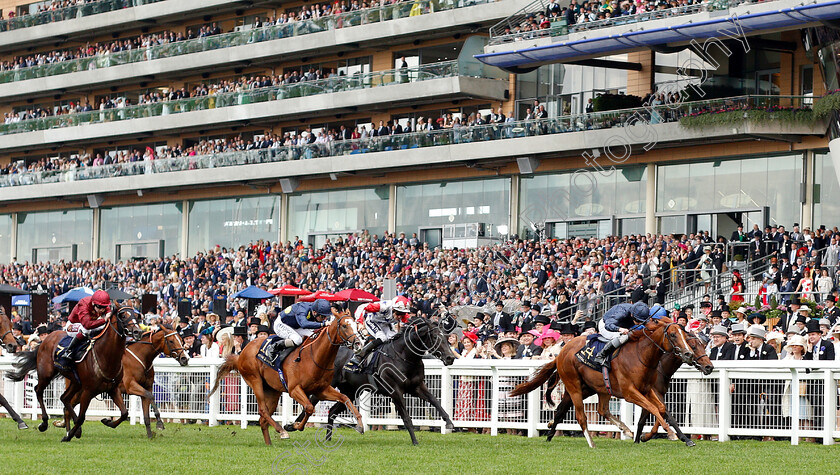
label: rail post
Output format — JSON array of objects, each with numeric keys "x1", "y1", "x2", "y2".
[
  {"x1": 718, "y1": 368, "x2": 730, "y2": 442},
  {"x1": 440, "y1": 364, "x2": 452, "y2": 435},
  {"x1": 207, "y1": 363, "x2": 219, "y2": 427},
  {"x1": 822, "y1": 369, "x2": 835, "y2": 445}
]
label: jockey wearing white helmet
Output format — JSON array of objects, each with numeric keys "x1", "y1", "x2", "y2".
[{"x1": 348, "y1": 295, "x2": 412, "y2": 365}]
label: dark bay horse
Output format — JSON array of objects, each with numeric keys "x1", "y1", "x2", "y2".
[
  {"x1": 8, "y1": 306, "x2": 141, "y2": 441},
  {"x1": 208, "y1": 310, "x2": 364, "y2": 445},
  {"x1": 511, "y1": 317, "x2": 709, "y2": 448},
  {"x1": 0, "y1": 308, "x2": 27, "y2": 429},
  {"x1": 66, "y1": 325, "x2": 189, "y2": 438},
  {"x1": 289, "y1": 316, "x2": 457, "y2": 445}
]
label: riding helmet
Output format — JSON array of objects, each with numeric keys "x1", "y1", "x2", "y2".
[{"x1": 92, "y1": 290, "x2": 111, "y2": 307}]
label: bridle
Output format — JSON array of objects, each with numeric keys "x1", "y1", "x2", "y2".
[
  {"x1": 302, "y1": 314, "x2": 359, "y2": 371},
  {"x1": 638, "y1": 319, "x2": 696, "y2": 365}
]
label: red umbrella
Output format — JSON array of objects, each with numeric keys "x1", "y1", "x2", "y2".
[
  {"x1": 299, "y1": 290, "x2": 347, "y2": 302},
  {"x1": 269, "y1": 285, "x2": 310, "y2": 296},
  {"x1": 334, "y1": 288, "x2": 378, "y2": 303}
]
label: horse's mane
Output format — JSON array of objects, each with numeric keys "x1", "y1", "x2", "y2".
[{"x1": 627, "y1": 316, "x2": 673, "y2": 341}]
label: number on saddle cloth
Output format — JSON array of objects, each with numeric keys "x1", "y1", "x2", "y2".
[{"x1": 575, "y1": 334, "x2": 612, "y2": 370}]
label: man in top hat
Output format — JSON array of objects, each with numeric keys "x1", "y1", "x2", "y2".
[
  {"x1": 232, "y1": 325, "x2": 248, "y2": 354},
  {"x1": 691, "y1": 314, "x2": 711, "y2": 344},
  {"x1": 247, "y1": 317, "x2": 261, "y2": 341},
  {"x1": 824, "y1": 296, "x2": 840, "y2": 326},
  {"x1": 181, "y1": 328, "x2": 201, "y2": 358},
  {"x1": 707, "y1": 325, "x2": 735, "y2": 360},
  {"x1": 520, "y1": 303, "x2": 542, "y2": 332},
  {"x1": 516, "y1": 330, "x2": 542, "y2": 359},
  {"x1": 744, "y1": 326, "x2": 777, "y2": 360},
  {"x1": 532, "y1": 314, "x2": 551, "y2": 335},
  {"x1": 731, "y1": 323, "x2": 750, "y2": 361},
  {"x1": 492, "y1": 301, "x2": 512, "y2": 332},
  {"x1": 709, "y1": 310, "x2": 723, "y2": 328},
  {"x1": 581, "y1": 320, "x2": 597, "y2": 336},
  {"x1": 256, "y1": 325, "x2": 271, "y2": 340},
  {"x1": 805, "y1": 319, "x2": 835, "y2": 361},
  {"x1": 556, "y1": 322, "x2": 578, "y2": 348}
]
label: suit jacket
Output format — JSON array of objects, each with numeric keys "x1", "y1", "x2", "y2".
[
  {"x1": 745, "y1": 343, "x2": 777, "y2": 360},
  {"x1": 654, "y1": 280, "x2": 667, "y2": 304},
  {"x1": 630, "y1": 286, "x2": 646, "y2": 304},
  {"x1": 806, "y1": 338, "x2": 836, "y2": 360},
  {"x1": 708, "y1": 341, "x2": 735, "y2": 360},
  {"x1": 516, "y1": 343, "x2": 543, "y2": 359},
  {"x1": 733, "y1": 343, "x2": 751, "y2": 361}
]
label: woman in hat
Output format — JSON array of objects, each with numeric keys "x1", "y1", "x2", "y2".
[
  {"x1": 447, "y1": 333, "x2": 463, "y2": 357},
  {"x1": 454, "y1": 331, "x2": 481, "y2": 429},
  {"x1": 781, "y1": 335, "x2": 812, "y2": 429},
  {"x1": 729, "y1": 271, "x2": 744, "y2": 304},
  {"x1": 536, "y1": 328, "x2": 562, "y2": 361},
  {"x1": 198, "y1": 331, "x2": 219, "y2": 358},
  {"x1": 494, "y1": 337, "x2": 524, "y2": 430}
]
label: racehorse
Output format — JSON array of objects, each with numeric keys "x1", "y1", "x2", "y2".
[
  {"x1": 289, "y1": 316, "x2": 457, "y2": 445},
  {"x1": 511, "y1": 317, "x2": 710, "y2": 448},
  {"x1": 65, "y1": 325, "x2": 189, "y2": 438},
  {"x1": 8, "y1": 306, "x2": 142, "y2": 441},
  {"x1": 208, "y1": 309, "x2": 364, "y2": 445},
  {"x1": 0, "y1": 308, "x2": 28, "y2": 429},
  {"x1": 634, "y1": 332, "x2": 713, "y2": 444}
]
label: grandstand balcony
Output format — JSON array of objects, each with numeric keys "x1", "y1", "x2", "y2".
[
  {"x1": 0, "y1": 0, "x2": 241, "y2": 51},
  {"x1": 0, "y1": 61, "x2": 508, "y2": 153},
  {"x1": 478, "y1": 0, "x2": 840, "y2": 72},
  {"x1": 0, "y1": 95, "x2": 824, "y2": 203},
  {"x1": 0, "y1": 0, "x2": 528, "y2": 102}
]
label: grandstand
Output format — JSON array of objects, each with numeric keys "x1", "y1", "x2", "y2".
[{"x1": 0, "y1": 0, "x2": 837, "y2": 275}]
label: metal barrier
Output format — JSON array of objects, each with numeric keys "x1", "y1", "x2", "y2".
[{"x1": 1, "y1": 357, "x2": 837, "y2": 444}]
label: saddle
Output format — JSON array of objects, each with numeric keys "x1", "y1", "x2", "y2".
[
  {"x1": 256, "y1": 336, "x2": 294, "y2": 391},
  {"x1": 54, "y1": 335, "x2": 93, "y2": 374},
  {"x1": 344, "y1": 346, "x2": 382, "y2": 374},
  {"x1": 575, "y1": 334, "x2": 620, "y2": 371}
]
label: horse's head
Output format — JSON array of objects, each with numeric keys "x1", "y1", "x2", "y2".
[
  {"x1": 404, "y1": 317, "x2": 456, "y2": 365},
  {"x1": 159, "y1": 325, "x2": 190, "y2": 366},
  {"x1": 0, "y1": 308, "x2": 20, "y2": 353},
  {"x1": 684, "y1": 332, "x2": 714, "y2": 375},
  {"x1": 660, "y1": 321, "x2": 695, "y2": 366},
  {"x1": 329, "y1": 308, "x2": 361, "y2": 348},
  {"x1": 114, "y1": 306, "x2": 144, "y2": 341}
]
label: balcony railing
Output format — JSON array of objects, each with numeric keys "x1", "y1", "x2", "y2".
[
  {"x1": 0, "y1": 0, "x2": 495, "y2": 85},
  {"x1": 0, "y1": 0, "x2": 165, "y2": 32},
  {"x1": 0, "y1": 95, "x2": 814, "y2": 188},
  {"x1": 0, "y1": 61, "x2": 460, "y2": 137},
  {"x1": 488, "y1": 0, "x2": 776, "y2": 45}
]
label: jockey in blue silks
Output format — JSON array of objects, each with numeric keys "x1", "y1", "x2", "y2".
[{"x1": 593, "y1": 301, "x2": 651, "y2": 365}]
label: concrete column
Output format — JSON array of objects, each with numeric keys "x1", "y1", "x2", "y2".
[
  {"x1": 388, "y1": 184, "x2": 397, "y2": 234},
  {"x1": 10, "y1": 212, "x2": 17, "y2": 261},
  {"x1": 803, "y1": 151, "x2": 814, "y2": 230},
  {"x1": 91, "y1": 207, "x2": 101, "y2": 259},
  {"x1": 279, "y1": 193, "x2": 289, "y2": 244},
  {"x1": 509, "y1": 175, "x2": 520, "y2": 238},
  {"x1": 181, "y1": 200, "x2": 189, "y2": 258},
  {"x1": 645, "y1": 163, "x2": 657, "y2": 234}
]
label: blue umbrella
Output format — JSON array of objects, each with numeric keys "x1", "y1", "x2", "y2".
[
  {"x1": 230, "y1": 285, "x2": 274, "y2": 300},
  {"x1": 52, "y1": 287, "x2": 95, "y2": 304}
]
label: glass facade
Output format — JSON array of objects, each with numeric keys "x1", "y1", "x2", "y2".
[
  {"x1": 519, "y1": 167, "x2": 647, "y2": 237},
  {"x1": 188, "y1": 196, "x2": 280, "y2": 253},
  {"x1": 17, "y1": 209, "x2": 93, "y2": 262},
  {"x1": 814, "y1": 152, "x2": 840, "y2": 227},
  {"x1": 100, "y1": 203, "x2": 182, "y2": 260},
  {"x1": 656, "y1": 154, "x2": 803, "y2": 227},
  {"x1": 396, "y1": 179, "x2": 509, "y2": 236},
  {"x1": 289, "y1": 188, "x2": 388, "y2": 246},
  {"x1": 0, "y1": 214, "x2": 11, "y2": 265}
]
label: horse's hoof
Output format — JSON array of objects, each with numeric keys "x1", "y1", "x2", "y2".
[
  {"x1": 17, "y1": 422, "x2": 28, "y2": 430},
  {"x1": 685, "y1": 439, "x2": 696, "y2": 448},
  {"x1": 279, "y1": 432, "x2": 290, "y2": 440},
  {"x1": 445, "y1": 423, "x2": 455, "y2": 431},
  {"x1": 156, "y1": 422, "x2": 165, "y2": 431},
  {"x1": 53, "y1": 420, "x2": 65, "y2": 428},
  {"x1": 283, "y1": 424, "x2": 297, "y2": 432},
  {"x1": 75, "y1": 427, "x2": 82, "y2": 439},
  {"x1": 101, "y1": 418, "x2": 112, "y2": 427},
  {"x1": 667, "y1": 433, "x2": 679, "y2": 441},
  {"x1": 60, "y1": 436, "x2": 71, "y2": 443},
  {"x1": 354, "y1": 424, "x2": 365, "y2": 435},
  {"x1": 38, "y1": 422, "x2": 48, "y2": 432}
]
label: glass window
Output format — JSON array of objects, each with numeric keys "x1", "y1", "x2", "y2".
[
  {"x1": 657, "y1": 163, "x2": 690, "y2": 212},
  {"x1": 396, "y1": 179, "x2": 509, "y2": 237},
  {"x1": 814, "y1": 152, "x2": 840, "y2": 226},
  {"x1": 17, "y1": 209, "x2": 93, "y2": 262},
  {"x1": 188, "y1": 196, "x2": 280, "y2": 254},
  {"x1": 288, "y1": 188, "x2": 388, "y2": 242},
  {"x1": 0, "y1": 214, "x2": 11, "y2": 264},
  {"x1": 100, "y1": 203, "x2": 182, "y2": 261}
]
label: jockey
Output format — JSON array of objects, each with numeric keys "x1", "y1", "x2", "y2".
[
  {"x1": 593, "y1": 301, "x2": 650, "y2": 366},
  {"x1": 267, "y1": 298, "x2": 333, "y2": 358},
  {"x1": 348, "y1": 295, "x2": 411, "y2": 366},
  {"x1": 59, "y1": 290, "x2": 111, "y2": 361}
]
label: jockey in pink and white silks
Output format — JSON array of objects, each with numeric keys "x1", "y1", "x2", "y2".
[{"x1": 348, "y1": 295, "x2": 411, "y2": 366}]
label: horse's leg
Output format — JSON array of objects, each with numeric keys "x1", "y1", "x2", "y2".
[
  {"x1": 386, "y1": 389, "x2": 417, "y2": 445},
  {"x1": 63, "y1": 389, "x2": 92, "y2": 442},
  {"x1": 262, "y1": 387, "x2": 289, "y2": 442},
  {"x1": 35, "y1": 374, "x2": 54, "y2": 432},
  {"x1": 413, "y1": 382, "x2": 454, "y2": 431},
  {"x1": 0, "y1": 392, "x2": 27, "y2": 429},
  {"x1": 247, "y1": 376, "x2": 287, "y2": 443},
  {"x1": 623, "y1": 386, "x2": 676, "y2": 442},
  {"x1": 647, "y1": 389, "x2": 693, "y2": 447},
  {"x1": 568, "y1": 384, "x2": 594, "y2": 449},
  {"x1": 58, "y1": 380, "x2": 78, "y2": 439},
  {"x1": 547, "y1": 392, "x2": 573, "y2": 442},
  {"x1": 141, "y1": 392, "x2": 154, "y2": 438},
  {"x1": 285, "y1": 394, "x2": 319, "y2": 433},
  {"x1": 101, "y1": 387, "x2": 129, "y2": 429},
  {"x1": 596, "y1": 392, "x2": 632, "y2": 438},
  {"x1": 312, "y1": 385, "x2": 364, "y2": 436},
  {"x1": 289, "y1": 386, "x2": 317, "y2": 432},
  {"x1": 635, "y1": 408, "x2": 659, "y2": 443},
  {"x1": 325, "y1": 401, "x2": 349, "y2": 442}
]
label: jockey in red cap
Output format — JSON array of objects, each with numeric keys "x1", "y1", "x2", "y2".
[
  {"x1": 347, "y1": 295, "x2": 411, "y2": 368},
  {"x1": 59, "y1": 290, "x2": 111, "y2": 362}
]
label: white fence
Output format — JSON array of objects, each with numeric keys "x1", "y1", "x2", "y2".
[{"x1": 0, "y1": 356, "x2": 838, "y2": 445}]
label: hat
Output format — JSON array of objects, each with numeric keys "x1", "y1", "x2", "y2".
[
  {"x1": 36, "y1": 326, "x2": 48, "y2": 336},
  {"x1": 249, "y1": 317, "x2": 261, "y2": 326},
  {"x1": 819, "y1": 318, "x2": 832, "y2": 327},
  {"x1": 181, "y1": 328, "x2": 195, "y2": 338},
  {"x1": 12, "y1": 323, "x2": 22, "y2": 331},
  {"x1": 710, "y1": 325, "x2": 728, "y2": 337},
  {"x1": 748, "y1": 313, "x2": 766, "y2": 325},
  {"x1": 257, "y1": 325, "x2": 270, "y2": 334},
  {"x1": 798, "y1": 306, "x2": 811, "y2": 314},
  {"x1": 535, "y1": 329, "x2": 561, "y2": 347},
  {"x1": 558, "y1": 322, "x2": 578, "y2": 335},
  {"x1": 710, "y1": 310, "x2": 722, "y2": 318},
  {"x1": 733, "y1": 305, "x2": 747, "y2": 316},
  {"x1": 805, "y1": 319, "x2": 821, "y2": 334},
  {"x1": 827, "y1": 296, "x2": 837, "y2": 304},
  {"x1": 582, "y1": 321, "x2": 596, "y2": 330},
  {"x1": 696, "y1": 314, "x2": 709, "y2": 322},
  {"x1": 790, "y1": 296, "x2": 801, "y2": 306},
  {"x1": 731, "y1": 323, "x2": 747, "y2": 334},
  {"x1": 746, "y1": 325, "x2": 766, "y2": 340},
  {"x1": 699, "y1": 302, "x2": 712, "y2": 309},
  {"x1": 233, "y1": 326, "x2": 248, "y2": 337},
  {"x1": 462, "y1": 331, "x2": 478, "y2": 343},
  {"x1": 530, "y1": 303, "x2": 542, "y2": 311},
  {"x1": 765, "y1": 331, "x2": 784, "y2": 345},
  {"x1": 784, "y1": 334, "x2": 807, "y2": 351},
  {"x1": 494, "y1": 337, "x2": 521, "y2": 356},
  {"x1": 534, "y1": 315, "x2": 551, "y2": 325},
  {"x1": 215, "y1": 326, "x2": 234, "y2": 343},
  {"x1": 795, "y1": 314, "x2": 808, "y2": 325}
]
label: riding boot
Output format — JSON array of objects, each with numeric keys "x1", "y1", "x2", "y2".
[
  {"x1": 593, "y1": 334, "x2": 629, "y2": 366},
  {"x1": 348, "y1": 338, "x2": 384, "y2": 367},
  {"x1": 61, "y1": 335, "x2": 86, "y2": 362}
]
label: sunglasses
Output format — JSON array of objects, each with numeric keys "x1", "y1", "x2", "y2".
[{"x1": 94, "y1": 304, "x2": 108, "y2": 310}]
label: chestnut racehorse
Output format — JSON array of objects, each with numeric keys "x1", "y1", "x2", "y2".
[
  {"x1": 511, "y1": 317, "x2": 708, "y2": 448},
  {"x1": 65, "y1": 325, "x2": 189, "y2": 438},
  {"x1": 8, "y1": 306, "x2": 141, "y2": 441},
  {"x1": 0, "y1": 307, "x2": 27, "y2": 429},
  {"x1": 208, "y1": 310, "x2": 365, "y2": 445}
]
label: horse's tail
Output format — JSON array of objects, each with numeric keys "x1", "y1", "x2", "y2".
[
  {"x1": 8, "y1": 348, "x2": 38, "y2": 382},
  {"x1": 207, "y1": 354, "x2": 238, "y2": 399},
  {"x1": 510, "y1": 360, "x2": 557, "y2": 397},
  {"x1": 544, "y1": 373, "x2": 558, "y2": 406}
]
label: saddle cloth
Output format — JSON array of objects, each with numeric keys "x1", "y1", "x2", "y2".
[
  {"x1": 256, "y1": 336, "x2": 293, "y2": 391},
  {"x1": 54, "y1": 335, "x2": 93, "y2": 373},
  {"x1": 343, "y1": 344, "x2": 382, "y2": 374},
  {"x1": 575, "y1": 334, "x2": 619, "y2": 371}
]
